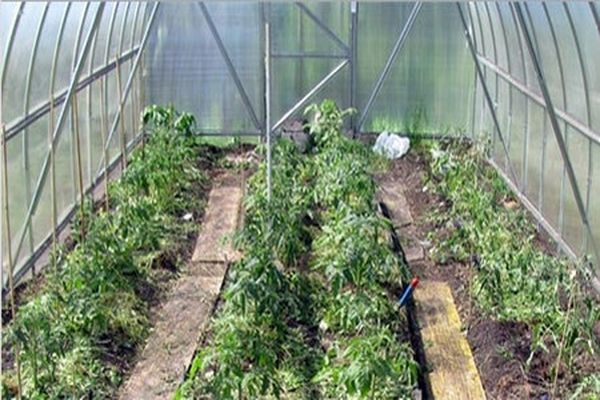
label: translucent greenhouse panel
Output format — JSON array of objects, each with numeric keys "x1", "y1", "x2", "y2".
[
  {"x1": 540, "y1": 115, "x2": 564, "y2": 231},
  {"x1": 3, "y1": 3, "x2": 45, "y2": 124},
  {"x1": 544, "y1": 3, "x2": 588, "y2": 127},
  {"x1": 270, "y1": 2, "x2": 349, "y2": 56},
  {"x1": 525, "y1": 3, "x2": 566, "y2": 112},
  {"x1": 484, "y1": 2, "x2": 508, "y2": 70},
  {"x1": 147, "y1": 3, "x2": 260, "y2": 134},
  {"x1": 354, "y1": 2, "x2": 413, "y2": 121},
  {"x1": 500, "y1": 4, "x2": 526, "y2": 84},
  {"x1": 524, "y1": 103, "x2": 546, "y2": 207},
  {"x1": 359, "y1": 3, "x2": 473, "y2": 133},
  {"x1": 561, "y1": 126, "x2": 590, "y2": 253},
  {"x1": 567, "y1": 2, "x2": 600, "y2": 135},
  {"x1": 588, "y1": 142, "x2": 600, "y2": 266},
  {"x1": 204, "y1": 2, "x2": 261, "y2": 126},
  {"x1": 271, "y1": 58, "x2": 350, "y2": 126}
]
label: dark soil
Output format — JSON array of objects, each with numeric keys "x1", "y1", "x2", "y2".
[
  {"x1": 0, "y1": 143, "x2": 257, "y2": 394},
  {"x1": 380, "y1": 146, "x2": 599, "y2": 399}
]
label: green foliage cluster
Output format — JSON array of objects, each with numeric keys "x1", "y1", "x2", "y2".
[
  {"x1": 3, "y1": 106, "x2": 206, "y2": 399},
  {"x1": 308, "y1": 101, "x2": 417, "y2": 399},
  {"x1": 425, "y1": 140, "x2": 599, "y2": 373},
  {"x1": 179, "y1": 100, "x2": 417, "y2": 399}
]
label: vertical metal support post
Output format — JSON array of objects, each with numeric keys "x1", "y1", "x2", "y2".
[
  {"x1": 358, "y1": 2, "x2": 421, "y2": 131},
  {"x1": 11, "y1": 4, "x2": 105, "y2": 266},
  {"x1": 514, "y1": 2, "x2": 600, "y2": 278},
  {"x1": 349, "y1": 1, "x2": 358, "y2": 132},
  {"x1": 265, "y1": 20, "x2": 272, "y2": 201},
  {"x1": 457, "y1": 3, "x2": 518, "y2": 184}
]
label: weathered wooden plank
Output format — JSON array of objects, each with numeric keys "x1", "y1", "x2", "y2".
[
  {"x1": 118, "y1": 177, "x2": 243, "y2": 399},
  {"x1": 192, "y1": 184, "x2": 242, "y2": 263},
  {"x1": 377, "y1": 183, "x2": 414, "y2": 227},
  {"x1": 414, "y1": 281, "x2": 486, "y2": 400}
]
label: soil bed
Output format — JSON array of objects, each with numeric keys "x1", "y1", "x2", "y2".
[{"x1": 377, "y1": 145, "x2": 599, "y2": 399}]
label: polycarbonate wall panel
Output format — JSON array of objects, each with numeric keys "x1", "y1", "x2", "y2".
[
  {"x1": 1, "y1": 2, "x2": 149, "y2": 284},
  {"x1": 469, "y1": 1, "x2": 600, "y2": 269},
  {"x1": 146, "y1": 2, "x2": 262, "y2": 134}
]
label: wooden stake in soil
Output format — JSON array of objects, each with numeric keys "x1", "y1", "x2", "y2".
[
  {"x1": 48, "y1": 89, "x2": 58, "y2": 267},
  {"x1": 2, "y1": 123, "x2": 23, "y2": 399},
  {"x1": 115, "y1": 58, "x2": 128, "y2": 171},
  {"x1": 99, "y1": 77, "x2": 110, "y2": 211},
  {"x1": 72, "y1": 93, "x2": 86, "y2": 240}
]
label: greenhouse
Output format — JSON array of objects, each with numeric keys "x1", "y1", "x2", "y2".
[{"x1": 1, "y1": 1, "x2": 600, "y2": 399}]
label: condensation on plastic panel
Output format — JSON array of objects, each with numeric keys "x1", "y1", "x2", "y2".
[
  {"x1": 146, "y1": 3, "x2": 260, "y2": 134},
  {"x1": 358, "y1": 3, "x2": 473, "y2": 133}
]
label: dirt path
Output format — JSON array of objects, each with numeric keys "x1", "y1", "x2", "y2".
[{"x1": 118, "y1": 172, "x2": 243, "y2": 400}]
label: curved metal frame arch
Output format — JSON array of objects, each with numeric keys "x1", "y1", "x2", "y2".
[{"x1": 21, "y1": 4, "x2": 50, "y2": 257}]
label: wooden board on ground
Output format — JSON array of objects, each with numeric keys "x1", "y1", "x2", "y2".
[
  {"x1": 414, "y1": 280, "x2": 486, "y2": 400},
  {"x1": 377, "y1": 182, "x2": 414, "y2": 227},
  {"x1": 192, "y1": 180, "x2": 243, "y2": 263},
  {"x1": 118, "y1": 174, "x2": 243, "y2": 400}
]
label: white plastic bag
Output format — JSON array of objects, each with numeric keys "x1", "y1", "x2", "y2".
[{"x1": 372, "y1": 131, "x2": 410, "y2": 159}]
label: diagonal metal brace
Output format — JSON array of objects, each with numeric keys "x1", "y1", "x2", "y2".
[
  {"x1": 457, "y1": 3, "x2": 519, "y2": 185},
  {"x1": 358, "y1": 2, "x2": 421, "y2": 131},
  {"x1": 514, "y1": 3, "x2": 600, "y2": 288},
  {"x1": 295, "y1": 3, "x2": 349, "y2": 54},
  {"x1": 198, "y1": 2, "x2": 262, "y2": 131}
]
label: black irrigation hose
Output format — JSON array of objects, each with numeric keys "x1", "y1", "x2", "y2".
[{"x1": 379, "y1": 200, "x2": 431, "y2": 400}]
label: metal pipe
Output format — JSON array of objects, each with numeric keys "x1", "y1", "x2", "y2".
[
  {"x1": 270, "y1": 52, "x2": 347, "y2": 59},
  {"x1": 295, "y1": 2, "x2": 349, "y2": 54},
  {"x1": 5, "y1": 48, "x2": 139, "y2": 141},
  {"x1": 21, "y1": 4, "x2": 50, "y2": 259},
  {"x1": 7, "y1": 131, "x2": 145, "y2": 287},
  {"x1": 495, "y1": 3, "x2": 513, "y2": 171},
  {"x1": 2, "y1": 123, "x2": 23, "y2": 398},
  {"x1": 198, "y1": 2, "x2": 262, "y2": 131},
  {"x1": 71, "y1": 4, "x2": 91, "y2": 207},
  {"x1": 272, "y1": 59, "x2": 349, "y2": 132},
  {"x1": 590, "y1": 2, "x2": 600, "y2": 36},
  {"x1": 514, "y1": 2, "x2": 600, "y2": 279},
  {"x1": 11, "y1": 4, "x2": 105, "y2": 266},
  {"x1": 457, "y1": 3, "x2": 519, "y2": 184},
  {"x1": 564, "y1": 2, "x2": 593, "y2": 252},
  {"x1": 0, "y1": 3, "x2": 25, "y2": 93},
  {"x1": 482, "y1": 2, "x2": 499, "y2": 154},
  {"x1": 475, "y1": 54, "x2": 600, "y2": 146},
  {"x1": 102, "y1": 3, "x2": 120, "y2": 154},
  {"x1": 349, "y1": 1, "x2": 358, "y2": 132},
  {"x1": 358, "y1": 2, "x2": 421, "y2": 131},
  {"x1": 265, "y1": 21, "x2": 272, "y2": 200},
  {"x1": 94, "y1": 3, "x2": 160, "y2": 179}
]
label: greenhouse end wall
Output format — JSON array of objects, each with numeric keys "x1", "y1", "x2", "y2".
[{"x1": 2, "y1": 1, "x2": 600, "y2": 288}]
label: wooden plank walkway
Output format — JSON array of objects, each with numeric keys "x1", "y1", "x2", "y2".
[
  {"x1": 414, "y1": 281, "x2": 486, "y2": 399},
  {"x1": 118, "y1": 174, "x2": 243, "y2": 400},
  {"x1": 378, "y1": 178, "x2": 485, "y2": 399}
]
